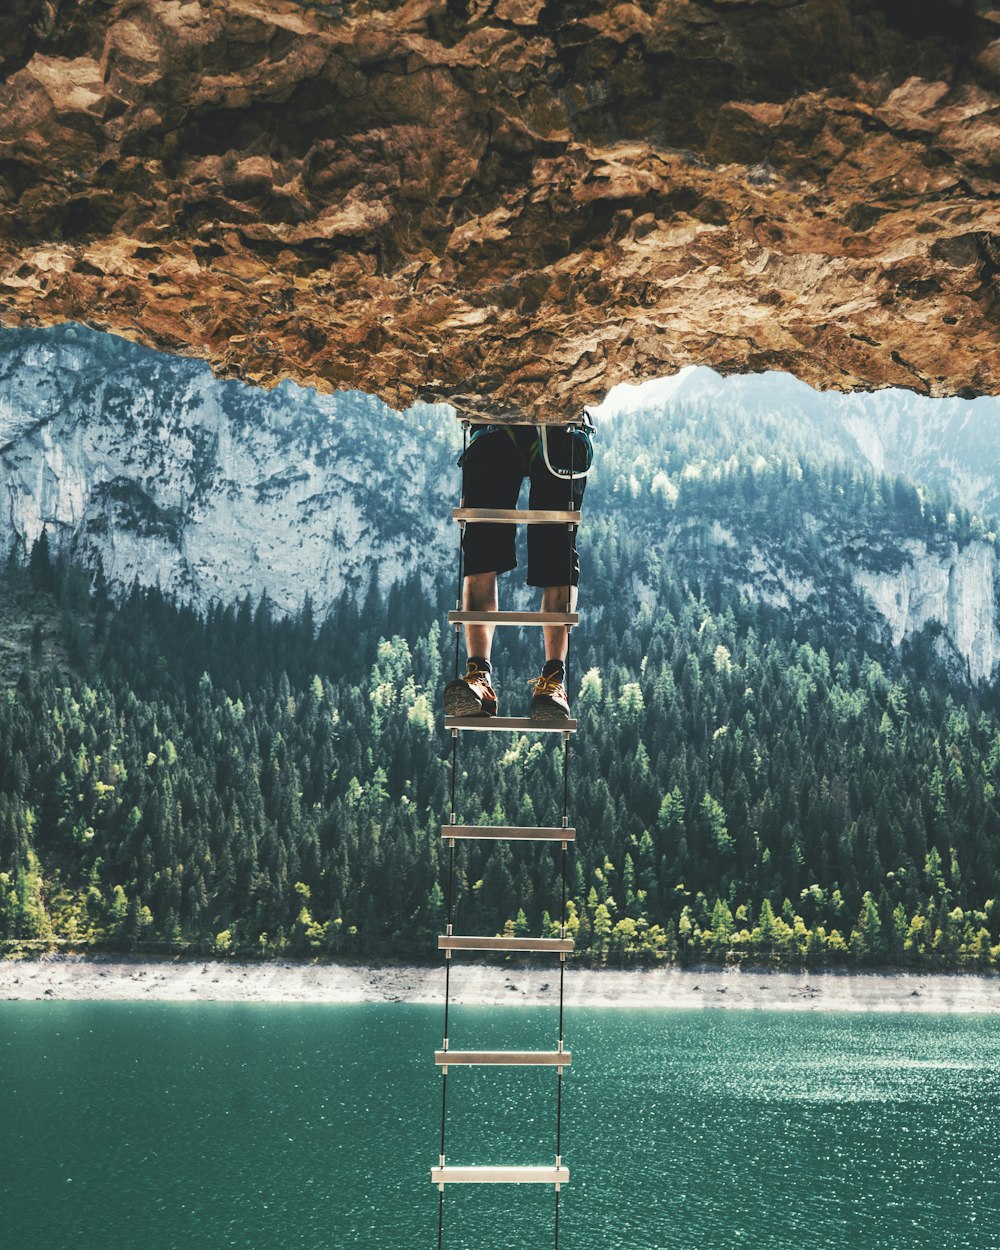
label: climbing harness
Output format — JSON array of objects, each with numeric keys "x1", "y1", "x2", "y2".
[
  {"x1": 433, "y1": 414, "x2": 587, "y2": 1248},
  {"x1": 461, "y1": 414, "x2": 595, "y2": 483}
]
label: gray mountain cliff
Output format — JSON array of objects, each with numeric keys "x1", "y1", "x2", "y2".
[{"x1": 3, "y1": 325, "x2": 1000, "y2": 682}]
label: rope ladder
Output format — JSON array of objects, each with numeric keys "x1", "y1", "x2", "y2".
[{"x1": 433, "y1": 416, "x2": 584, "y2": 1247}]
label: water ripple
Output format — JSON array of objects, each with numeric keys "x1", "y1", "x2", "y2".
[{"x1": 0, "y1": 1003, "x2": 997, "y2": 1250}]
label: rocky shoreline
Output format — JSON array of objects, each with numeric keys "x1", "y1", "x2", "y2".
[{"x1": 2, "y1": 956, "x2": 999, "y2": 1013}]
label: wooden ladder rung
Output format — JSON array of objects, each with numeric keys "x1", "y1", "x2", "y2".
[
  {"x1": 431, "y1": 1165, "x2": 569, "y2": 1186},
  {"x1": 441, "y1": 825, "x2": 575, "y2": 842},
  {"x1": 439, "y1": 935, "x2": 574, "y2": 954},
  {"x1": 453, "y1": 508, "x2": 580, "y2": 525},
  {"x1": 448, "y1": 610, "x2": 579, "y2": 627},
  {"x1": 435, "y1": 1050, "x2": 571, "y2": 1066},
  {"x1": 444, "y1": 715, "x2": 576, "y2": 733}
]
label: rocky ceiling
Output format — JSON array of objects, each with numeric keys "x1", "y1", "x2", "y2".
[{"x1": 0, "y1": 0, "x2": 997, "y2": 421}]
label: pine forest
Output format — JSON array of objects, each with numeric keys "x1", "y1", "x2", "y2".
[{"x1": 2, "y1": 400, "x2": 1000, "y2": 971}]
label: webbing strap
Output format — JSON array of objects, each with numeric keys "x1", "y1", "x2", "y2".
[
  {"x1": 500, "y1": 423, "x2": 540, "y2": 468},
  {"x1": 470, "y1": 421, "x2": 594, "y2": 485}
]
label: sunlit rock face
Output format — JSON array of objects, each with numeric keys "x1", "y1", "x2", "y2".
[
  {"x1": 852, "y1": 539, "x2": 1000, "y2": 684},
  {"x1": 0, "y1": 325, "x2": 457, "y2": 613},
  {"x1": 0, "y1": 1, "x2": 997, "y2": 419}
]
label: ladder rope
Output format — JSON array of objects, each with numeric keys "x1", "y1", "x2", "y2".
[
  {"x1": 443, "y1": 835, "x2": 455, "y2": 1030},
  {"x1": 449, "y1": 732, "x2": 458, "y2": 827},
  {"x1": 438, "y1": 830, "x2": 455, "y2": 1250},
  {"x1": 553, "y1": 430, "x2": 576, "y2": 1249},
  {"x1": 453, "y1": 422, "x2": 468, "y2": 684},
  {"x1": 559, "y1": 842, "x2": 567, "y2": 1035},
  {"x1": 440, "y1": 423, "x2": 468, "y2": 1250},
  {"x1": 562, "y1": 737, "x2": 570, "y2": 840},
  {"x1": 564, "y1": 427, "x2": 575, "y2": 720}
]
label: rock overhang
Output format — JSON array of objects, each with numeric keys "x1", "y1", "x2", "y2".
[{"x1": 0, "y1": 0, "x2": 997, "y2": 421}]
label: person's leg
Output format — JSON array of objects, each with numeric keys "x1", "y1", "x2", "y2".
[
  {"x1": 526, "y1": 428, "x2": 588, "y2": 601},
  {"x1": 444, "y1": 428, "x2": 524, "y2": 716},
  {"x1": 526, "y1": 426, "x2": 590, "y2": 720},
  {"x1": 541, "y1": 583, "x2": 578, "y2": 663},
  {"x1": 460, "y1": 427, "x2": 522, "y2": 596},
  {"x1": 464, "y1": 570, "x2": 498, "y2": 663}
]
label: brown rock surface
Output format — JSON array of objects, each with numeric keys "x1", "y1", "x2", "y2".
[{"x1": 0, "y1": 0, "x2": 997, "y2": 418}]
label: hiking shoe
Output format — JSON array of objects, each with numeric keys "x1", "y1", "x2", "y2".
[
  {"x1": 444, "y1": 660, "x2": 498, "y2": 717},
  {"x1": 529, "y1": 669, "x2": 571, "y2": 722}
]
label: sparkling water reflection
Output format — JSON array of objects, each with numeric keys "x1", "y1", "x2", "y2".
[{"x1": 0, "y1": 1002, "x2": 997, "y2": 1249}]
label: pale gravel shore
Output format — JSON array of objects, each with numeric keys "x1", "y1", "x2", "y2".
[{"x1": 2, "y1": 955, "x2": 1000, "y2": 1012}]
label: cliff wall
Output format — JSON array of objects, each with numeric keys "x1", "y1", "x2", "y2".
[{"x1": 0, "y1": 1, "x2": 997, "y2": 418}]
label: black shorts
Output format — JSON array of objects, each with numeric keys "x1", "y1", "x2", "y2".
[{"x1": 460, "y1": 426, "x2": 590, "y2": 587}]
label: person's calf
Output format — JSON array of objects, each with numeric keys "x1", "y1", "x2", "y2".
[
  {"x1": 462, "y1": 571, "x2": 499, "y2": 663},
  {"x1": 540, "y1": 584, "x2": 576, "y2": 663}
]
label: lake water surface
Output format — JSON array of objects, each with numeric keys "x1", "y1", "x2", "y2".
[{"x1": 1, "y1": 1002, "x2": 998, "y2": 1249}]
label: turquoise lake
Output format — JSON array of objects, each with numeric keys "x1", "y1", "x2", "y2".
[{"x1": 1, "y1": 1002, "x2": 998, "y2": 1249}]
